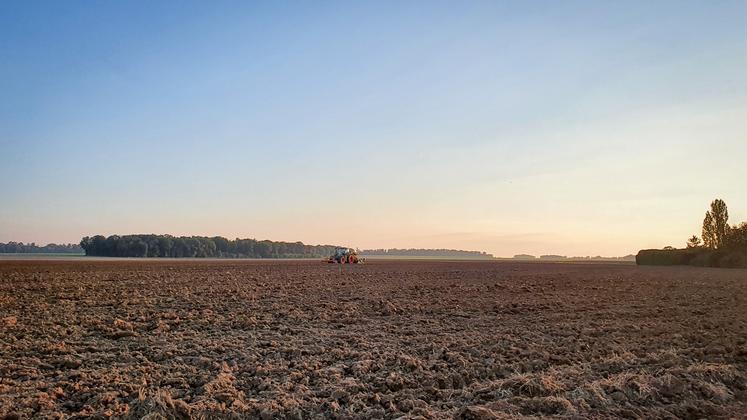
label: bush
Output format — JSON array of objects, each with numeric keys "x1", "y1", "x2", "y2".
[
  {"x1": 717, "y1": 251, "x2": 747, "y2": 268},
  {"x1": 635, "y1": 249, "x2": 698, "y2": 266},
  {"x1": 689, "y1": 251, "x2": 718, "y2": 267},
  {"x1": 637, "y1": 248, "x2": 747, "y2": 268}
]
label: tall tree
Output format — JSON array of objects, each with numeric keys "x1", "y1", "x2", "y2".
[
  {"x1": 702, "y1": 199, "x2": 729, "y2": 249},
  {"x1": 702, "y1": 210, "x2": 715, "y2": 248},
  {"x1": 686, "y1": 235, "x2": 701, "y2": 248}
]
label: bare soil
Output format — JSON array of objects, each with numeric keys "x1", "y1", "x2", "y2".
[{"x1": 0, "y1": 260, "x2": 745, "y2": 419}]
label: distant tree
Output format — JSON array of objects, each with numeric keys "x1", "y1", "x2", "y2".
[
  {"x1": 702, "y1": 212, "x2": 715, "y2": 249},
  {"x1": 255, "y1": 241, "x2": 272, "y2": 258},
  {"x1": 663, "y1": 246, "x2": 676, "y2": 250},
  {"x1": 212, "y1": 236, "x2": 230, "y2": 256},
  {"x1": 80, "y1": 237, "x2": 91, "y2": 253},
  {"x1": 702, "y1": 199, "x2": 729, "y2": 249},
  {"x1": 686, "y1": 235, "x2": 701, "y2": 248},
  {"x1": 157, "y1": 236, "x2": 173, "y2": 257},
  {"x1": 130, "y1": 238, "x2": 148, "y2": 257}
]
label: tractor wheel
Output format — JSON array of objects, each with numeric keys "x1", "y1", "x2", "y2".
[
  {"x1": 339, "y1": 256, "x2": 345, "y2": 264},
  {"x1": 350, "y1": 255, "x2": 357, "y2": 264}
]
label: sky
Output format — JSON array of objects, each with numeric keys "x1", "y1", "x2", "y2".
[{"x1": 1, "y1": 1, "x2": 746, "y2": 257}]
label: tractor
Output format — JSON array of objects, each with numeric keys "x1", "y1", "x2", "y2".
[{"x1": 325, "y1": 247, "x2": 362, "y2": 264}]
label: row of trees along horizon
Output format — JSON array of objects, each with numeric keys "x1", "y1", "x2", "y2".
[
  {"x1": 0, "y1": 242, "x2": 82, "y2": 254},
  {"x1": 73, "y1": 235, "x2": 496, "y2": 259},
  {"x1": 637, "y1": 198, "x2": 747, "y2": 268},
  {"x1": 360, "y1": 249, "x2": 493, "y2": 258},
  {"x1": 0, "y1": 236, "x2": 495, "y2": 259},
  {"x1": 79, "y1": 235, "x2": 340, "y2": 258}
]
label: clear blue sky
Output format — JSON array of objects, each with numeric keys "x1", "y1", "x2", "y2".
[{"x1": 1, "y1": 1, "x2": 746, "y2": 256}]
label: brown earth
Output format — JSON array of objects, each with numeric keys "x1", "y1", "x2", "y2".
[{"x1": 0, "y1": 259, "x2": 745, "y2": 419}]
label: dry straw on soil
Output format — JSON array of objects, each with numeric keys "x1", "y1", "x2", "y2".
[{"x1": 0, "y1": 260, "x2": 745, "y2": 418}]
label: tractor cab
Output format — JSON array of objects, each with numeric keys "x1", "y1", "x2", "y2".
[{"x1": 333, "y1": 247, "x2": 351, "y2": 259}]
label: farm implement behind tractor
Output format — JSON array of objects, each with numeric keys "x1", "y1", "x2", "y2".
[{"x1": 325, "y1": 247, "x2": 363, "y2": 264}]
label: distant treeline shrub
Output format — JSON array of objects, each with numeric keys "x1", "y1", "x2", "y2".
[
  {"x1": 360, "y1": 248, "x2": 494, "y2": 258},
  {"x1": 0, "y1": 242, "x2": 83, "y2": 254},
  {"x1": 79, "y1": 234, "x2": 340, "y2": 258},
  {"x1": 636, "y1": 248, "x2": 747, "y2": 268}
]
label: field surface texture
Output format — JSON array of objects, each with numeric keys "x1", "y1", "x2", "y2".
[{"x1": 1, "y1": 260, "x2": 745, "y2": 419}]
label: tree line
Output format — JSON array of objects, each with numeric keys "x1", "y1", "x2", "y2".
[
  {"x1": 361, "y1": 248, "x2": 494, "y2": 259},
  {"x1": 513, "y1": 254, "x2": 636, "y2": 261},
  {"x1": 686, "y1": 198, "x2": 747, "y2": 250},
  {"x1": 0, "y1": 242, "x2": 83, "y2": 254},
  {"x1": 79, "y1": 235, "x2": 341, "y2": 258},
  {"x1": 637, "y1": 199, "x2": 747, "y2": 268}
]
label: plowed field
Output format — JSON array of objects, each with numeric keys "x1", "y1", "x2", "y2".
[{"x1": 1, "y1": 260, "x2": 745, "y2": 419}]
